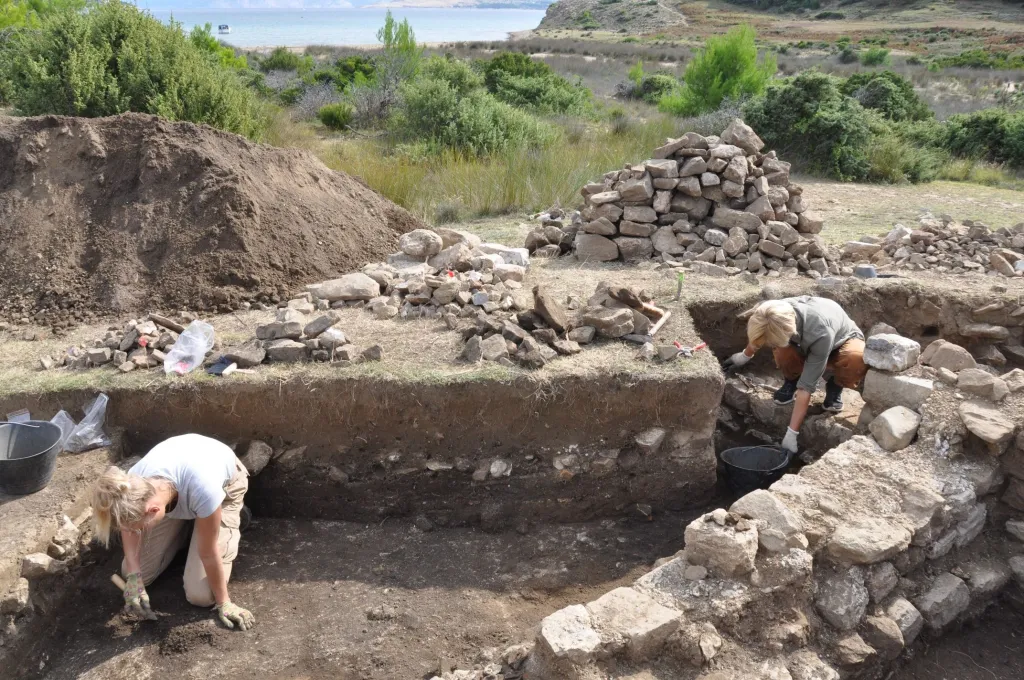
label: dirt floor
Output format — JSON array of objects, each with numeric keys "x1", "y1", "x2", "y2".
[
  {"x1": 9, "y1": 507, "x2": 721, "y2": 680},
  {"x1": 892, "y1": 602, "x2": 1024, "y2": 680}
]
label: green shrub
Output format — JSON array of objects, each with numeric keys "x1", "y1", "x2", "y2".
[
  {"x1": 421, "y1": 55, "x2": 483, "y2": 96},
  {"x1": 931, "y1": 49, "x2": 1024, "y2": 70},
  {"x1": 481, "y1": 52, "x2": 591, "y2": 115},
  {"x1": 578, "y1": 10, "x2": 599, "y2": 30},
  {"x1": 0, "y1": 0, "x2": 84, "y2": 30},
  {"x1": 906, "y1": 55, "x2": 923, "y2": 65},
  {"x1": 637, "y1": 73, "x2": 677, "y2": 105},
  {"x1": 815, "y1": 11, "x2": 844, "y2": 19},
  {"x1": 4, "y1": 0, "x2": 269, "y2": 139},
  {"x1": 840, "y1": 71, "x2": 931, "y2": 122},
  {"x1": 189, "y1": 23, "x2": 247, "y2": 70},
  {"x1": 860, "y1": 47, "x2": 890, "y2": 66},
  {"x1": 743, "y1": 71, "x2": 872, "y2": 180},
  {"x1": 943, "y1": 108, "x2": 1024, "y2": 167},
  {"x1": 838, "y1": 45, "x2": 858, "y2": 64},
  {"x1": 318, "y1": 102, "x2": 354, "y2": 130},
  {"x1": 260, "y1": 46, "x2": 312, "y2": 74},
  {"x1": 628, "y1": 60, "x2": 644, "y2": 86},
  {"x1": 395, "y1": 75, "x2": 551, "y2": 156},
  {"x1": 865, "y1": 131, "x2": 942, "y2": 184},
  {"x1": 279, "y1": 85, "x2": 303, "y2": 105},
  {"x1": 658, "y1": 25, "x2": 775, "y2": 117}
]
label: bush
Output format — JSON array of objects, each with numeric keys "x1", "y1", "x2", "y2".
[
  {"x1": 860, "y1": 47, "x2": 890, "y2": 67},
  {"x1": 421, "y1": 55, "x2": 483, "y2": 96},
  {"x1": 0, "y1": 0, "x2": 84, "y2": 30},
  {"x1": 743, "y1": 71, "x2": 872, "y2": 180},
  {"x1": 260, "y1": 46, "x2": 312, "y2": 75},
  {"x1": 279, "y1": 85, "x2": 303, "y2": 105},
  {"x1": 482, "y1": 52, "x2": 591, "y2": 115},
  {"x1": 4, "y1": 0, "x2": 269, "y2": 139},
  {"x1": 943, "y1": 108, "x2": 1024, "y2": 168},
  {"x1": 931, "y1": 49, "x2": 1024, "y2": 70},
  {"x1": 318, "y1": 102, "x2": 354, "y2": 130},
  {"x1": 865, "y1": 132, "x2": 942, "y2": 184},
  {"x1": 636, "y1": 73, "x2": 677, "y2": 105},
  {"x1": 395, "y1": 75, "x2": 551, "y2": 156},
  {"x1": 838, "y1": 45, "x2": 859, "y2": 64},
  {"x1": 840, "y1": 71, "x2": 931, "y2": 122},
  {"x1": 658, "y1": 25, "x2": 775, "y2": 117}
]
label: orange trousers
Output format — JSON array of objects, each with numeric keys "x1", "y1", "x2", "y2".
[{"x1": 772, "y1": 338, "x2": 867, "y2": 390}]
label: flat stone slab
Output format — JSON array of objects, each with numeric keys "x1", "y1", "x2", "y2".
[
  {"x1": 585, "y1": 587, "x2": 681, "y2": 660},
  {"x1": 827, "y1": 517, "x2": 912, "y2": 565},
  {"x1": 538, "y1": 604, "x2": 603, "y2": 663}
]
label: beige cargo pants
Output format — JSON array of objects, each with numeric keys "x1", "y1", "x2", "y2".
[{"x1": 121, "y1": 459, "x2": 248, "y2": 607}]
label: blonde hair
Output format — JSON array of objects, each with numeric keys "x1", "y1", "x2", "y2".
[
  {"x1": 747, "y1": 300, "x2": 797, "y2": 349},
  {"x1": 91, "y1": 467, "x2": 156, "y2": 547}
]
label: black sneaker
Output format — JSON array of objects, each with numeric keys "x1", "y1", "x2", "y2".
[
  {"x1": 773, "y1": 379, "x2": 799, "y2": 405},
  {"x1": 239, "y1": 505, "x2": 252, "y2": 532},
  {"x1": 823, "y1": 378, "x2": 844, "y2": 412}
]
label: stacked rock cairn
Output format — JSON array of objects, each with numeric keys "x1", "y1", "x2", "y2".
[{"x1": 524, "y1": 119, "x2": 841, "y2": 279}]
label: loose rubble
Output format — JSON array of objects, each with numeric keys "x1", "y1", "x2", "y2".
[
  {"x1": 37, "y1": 314, "x2": 189, "y2": 373},
  {"x1": 524, "y1": 119, "x2": 842, "y2": 279},
  {"x1": 842, "y1": 212, "x2": 1024, "y2": 277}
]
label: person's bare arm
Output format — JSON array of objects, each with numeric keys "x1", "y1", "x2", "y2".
[
  {"x1": 194, "y1": 508, "x2": 229, "y2": 606},
  {"x1": 789, "y1": 389, "x2": 812, "y2": 432},
  {"x1": 121, "y1": 528, "x2": 143, "y2": 573}
]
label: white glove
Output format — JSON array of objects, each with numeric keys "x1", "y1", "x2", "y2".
[
  {"x1": 781, "y1": 427, "x2": 799, "y2": 454},
  {"x1": 721, "y1": 351, "x2": 752, "y2": 372}
]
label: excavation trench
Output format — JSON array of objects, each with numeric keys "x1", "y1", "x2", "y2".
[{"x1": 3, "y1": 277, "x2": 1022, "y2": 679}]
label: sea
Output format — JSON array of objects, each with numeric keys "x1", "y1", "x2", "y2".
[{"x1": 150, "y1": 8, "x2": 547, "y2": 47}]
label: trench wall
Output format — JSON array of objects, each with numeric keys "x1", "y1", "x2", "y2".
[{"x1": 0, "y1": 371, "x2": 725, "y2": 525}]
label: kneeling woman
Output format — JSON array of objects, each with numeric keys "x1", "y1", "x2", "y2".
[{"x1": 91, "y1": 434, "x2": 255, "y2": 630}]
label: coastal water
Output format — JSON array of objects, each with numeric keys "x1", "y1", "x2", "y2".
[{"x1": 151, "y1": 8, "x2": 547, "y2": 47}]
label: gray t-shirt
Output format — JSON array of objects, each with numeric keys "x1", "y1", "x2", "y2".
[
  {"x1": 130, "y1": 434, "x2": 237, "y2": 520},
  {"x1": 785, "y1": 296, "x2": 863, "y2": 393}
]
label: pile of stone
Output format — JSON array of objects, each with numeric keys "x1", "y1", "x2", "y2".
[
  {"x1": 37, "y1": 315, "x2": 188, "y2": 373},
  {"x1": 524, "y1": 119, "x2": 841, "y2": 279},
  {"x1": 459, "y1": 281, "x2": 676, "y2": 369},
  {"x1": 307, "y1": 227, "x2": 530, "y2": 323},
  {"x1": 842, "y1": 213, "x2": 1024, "y2": 276},
  {"x1": 234, "y1": 292, "x2": 382, "y2": 366}
]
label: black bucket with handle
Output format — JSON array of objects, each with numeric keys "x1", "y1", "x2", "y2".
[
  {"x1": 720, "y1": 445, "x2": 792, "y2": 495},
  {"x1": 0, "y1": 421, "x2": 64, "y2": 496}
]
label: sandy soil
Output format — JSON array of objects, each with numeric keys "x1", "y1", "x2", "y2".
[{"x1": 10, "y1": 508, "x2": 720, "y2": 680}]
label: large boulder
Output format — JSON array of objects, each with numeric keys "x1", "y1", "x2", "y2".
[
  {"x1": 720, "y1": 119, "x2": 765, "y2": 154},
  {"x1": 729, "y1": 489, "x2": 805, "y2": 552},
  {"x1": 398, "y1": 228, "x2": 443, "y2": 259},
  {"x1": 575, "y1": 234, "x2": 619, "y2": 262},
  {"x1": 580, "y1": 307, "x2": 634, "y2": 338},
  {"x1": 862, "y1": 370, "x2": 933, "y2": 411},
  {"x1": 914, "y1": 573, "x2": 970, "y2": 630},
  {"x1": 708, "y1": 206, "x2": 763, "y2": 233},
  {"x1": 827, "y1": 518, "x2": 912, "y2": 565},
  {"x1": 863, "y1": 334, "x2": 921, "y2": 373},
  {"x1": 316, "y1": 273, "x2": 381, "y2": 302},
  {"x1": 958, "y1": 400, "x2": 1016, "y2": 446},
  {"x1": 816, "y1": 566, "x2": 869, "y2": 631},
  {"x1": 868, "y1": 406, "x2": 921, "y2": 451},
  {"x1": 921, "y1": 339, "x2": 976, "y2": 372},
  {"x1": 957, "y1": 368, "x2": 1009, "y2": 401},
  {"x1": 683, "y1": 513, "x2": 758, "y2": 578}
]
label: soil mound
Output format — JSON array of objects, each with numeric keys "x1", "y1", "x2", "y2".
[{"x1": 0, "y1": 113, "x2": 423, "y2": 324}]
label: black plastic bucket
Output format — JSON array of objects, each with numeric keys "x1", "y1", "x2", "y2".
[
  {"x1": 720, "y1": 445, "x2": 792, "y2": 495},
  {"x1": 0, "y1": 421, "x2": 63, "y2": 496}
]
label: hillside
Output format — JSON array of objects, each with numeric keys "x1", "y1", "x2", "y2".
[{"x1": 538, "y1": 0, "x2": 687, "y2": 33}]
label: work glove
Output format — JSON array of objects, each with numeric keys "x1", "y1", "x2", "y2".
[
  {"x1": 781, "y1": 427, "x2": 799, "y2": 455},
  {"x1": 720, "y1": 351, "x2": 752, "y2": 373},
  {"x1": 123, "y1": 572, "x2": 157, "y2": 620},
  {"x1": 216, "y1": 601, "x2": 256, "y2": 631}
]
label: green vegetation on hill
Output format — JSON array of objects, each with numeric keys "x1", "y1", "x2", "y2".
[
  {"x1": 0, "y1": 0, "x2": 268, "y2": 138},
  {"x1": 0, "y1": 0, "x2": 85, "y2": 29}
]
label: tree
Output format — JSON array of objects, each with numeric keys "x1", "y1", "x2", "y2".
[{"x1": 659, "y1": 25, "x2": 776, "y2": 116}]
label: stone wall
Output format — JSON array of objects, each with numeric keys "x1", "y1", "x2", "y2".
[{"x1": 523, "y1": 331, "x2": 1024, "y2": 680}]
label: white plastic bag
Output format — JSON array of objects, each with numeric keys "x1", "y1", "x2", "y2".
[
  {"x1": 50, "y1": 410, "x2": 77, "y2": 451},
  {"x1": 164, "y1": 321, "x2": 215, "y2": 375},
  {"x1": 63, "y1": 393, "x2": 112, "y2": 453}
]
